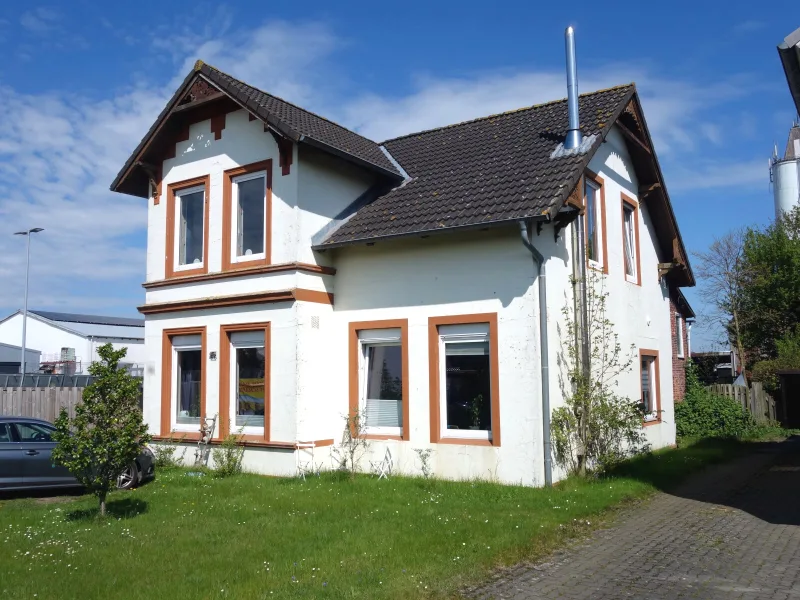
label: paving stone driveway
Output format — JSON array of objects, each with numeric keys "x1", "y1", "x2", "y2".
[{"x1": 469, "y1": 439, "x2": 800, "y2": 599}]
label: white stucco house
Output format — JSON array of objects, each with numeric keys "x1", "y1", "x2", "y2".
[
  {"x1": 110, "y1": 57, "x2": 694, "y2": 486},
  {"x1": 0, "y1": 310, "x2": 145, "y2": 374}
]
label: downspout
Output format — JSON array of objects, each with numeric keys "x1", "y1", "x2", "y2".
[{"x1": 518, "y1": 220, "x2": 553, "y2": 487}]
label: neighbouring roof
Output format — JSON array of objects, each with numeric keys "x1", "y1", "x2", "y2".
[
  {"x1": 30, "y1": 310, "x2": 143, "y2": 328},
  {"x1": 320, "y1": 85, "x2": 633, "y2": 246},
  {"x1": 676, "y1": 289, "x2": 696, "y2": 319},
  {"x1": 110, "y1": 61, "x2": 401, "y2": 196},
  {"x1": 779, "y1": 27, "x2": 800, "y2": 115}
]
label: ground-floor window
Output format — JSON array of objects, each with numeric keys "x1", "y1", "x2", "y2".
[
  {"x1": 161, "y1": 328, "x2": 207, "y2": 437},
  {"x1": 640, "y1": 349, "x2": 660, "y2": 423},
  {"x1": 349, "y1": 320, "x2": 409, "y2": 440},
  {"x1": 428, "y1": 314, "x2": 500, "y2": 446},
  {"x1": 173, "y1": 334, "x2": 203, "y2": 425},
  {"x1": 219, "y1": 323, "x2": 270, "y2": 442},
  {"x1": 232, "y1": 331, "x2": 266, "y2": 428}
]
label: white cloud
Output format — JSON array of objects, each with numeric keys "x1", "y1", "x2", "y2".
[
  {"x1": 20, "y1": 7, "x2": 59, "y2": 34},
  {"x1": 665, "y1": 159, "x2": 767, "y2": 192}
]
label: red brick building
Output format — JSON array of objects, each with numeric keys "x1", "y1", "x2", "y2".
[{"x1": 670, "y1": 288, "x2": 694, "y2": 403}]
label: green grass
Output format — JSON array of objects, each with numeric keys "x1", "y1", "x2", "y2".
[{"x1": 0, "y1": 435, "x2": 791, "y2": 600}]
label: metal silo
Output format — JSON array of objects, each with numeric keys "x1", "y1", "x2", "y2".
[{"x1": 770, "y1": 124, "x2": 800, "y2": 220}]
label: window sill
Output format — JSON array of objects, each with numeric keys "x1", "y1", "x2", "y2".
[
  {"x1": 436, "y1": 437, "x2": 497, "y2": 447},
  {"x1": 360, "y1": 433, "x2": 405, "y2": 441},
  {"x1": 150, "y1": 435, "x2": 335, "y2": 449},
  {"x1": 642, "y1": 419, "x2": 662, "y2": 427}
]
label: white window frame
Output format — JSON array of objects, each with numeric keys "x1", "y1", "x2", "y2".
[
  {"x1": 676, "y1": 315, "x2": 685, "y2": 359},
  {"x1": 585, "y1": 179, "x2": 604, "y2": 269},
  {"x1": 172, "y1": 337, "x2": 202, "y2": 431},
  {"x1": 439, "y1": 324, "x2": 492, "y2": 441},
  {"x1": 174, "y1": 184, "x2": 206, "y2": 272},
  {"x1": 229, "y1": 334, "x2": 266, "y2": 437},
  {"x1": 623, "y1": 203, "x2": 637, "y2": 283},
  {"x1": 230, "y1": 171, "x2": 267, "y2": 265},
  {"x1": 641, "y1": 356, "x2": 659, "y2": 422},
  {"x1": 358, "y1": 329, "x2": 403, "y2": 437}
]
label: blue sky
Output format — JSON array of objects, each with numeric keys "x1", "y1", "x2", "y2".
[{"x1": 0, "y1": 0, "x2": 797, "y2": 350}]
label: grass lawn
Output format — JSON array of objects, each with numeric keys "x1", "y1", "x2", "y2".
[{"x1": 0, "y1": 436, "x2": 788, "y2": 600}]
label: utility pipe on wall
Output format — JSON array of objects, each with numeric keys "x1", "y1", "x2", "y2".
[{"x1": 518, "y1": 220, "x2": 553, "y2": 487}]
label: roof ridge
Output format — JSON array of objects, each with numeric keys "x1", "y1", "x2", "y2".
[
  {"x1": 381, "y1": 82, "x2": 636, "y2": 144},
  {"x1": 201, "y1": 63, "x2": 383, "y2": 146}
]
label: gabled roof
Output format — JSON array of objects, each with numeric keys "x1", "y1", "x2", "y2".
[
  {"x1": 30, "y1": 310, "x2": 143, "y2": 328},
  {"x1": 111, "y1": 61, "x2": 401, "y2": 197},
  {"x1": 316, "y1": 83, "x2": 693, "y2": 287},
  {"x1": 319, "y1": 85, "x2": 633, "y2": 246}
]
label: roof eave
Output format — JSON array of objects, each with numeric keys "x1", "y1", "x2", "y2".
[
  {"x1": 778, "y1": 33, "x2": 800, "y2": 115},
  {"x1": 312, "y1": 214, "x2": 548, "y2": 251}
]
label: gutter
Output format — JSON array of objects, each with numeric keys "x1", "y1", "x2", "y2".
[{"x1": 518, "y1": 220, "x2": 553, "y2": 487}]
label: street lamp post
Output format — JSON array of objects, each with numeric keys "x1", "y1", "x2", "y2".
[{"x1": 14, "y1": 228, "x2": 44, "y2": 376}]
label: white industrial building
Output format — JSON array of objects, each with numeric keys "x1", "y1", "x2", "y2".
[
  {"x1": 0, "y1": 310, "x2": 145, "y2": 374},
  {"x1": 770, "y1": 124, "x2": 800, "y2": 220}
]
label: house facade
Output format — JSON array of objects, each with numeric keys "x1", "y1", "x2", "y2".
[{"x1": 111, "y1": 61, "x2": 694, "y2": 486}]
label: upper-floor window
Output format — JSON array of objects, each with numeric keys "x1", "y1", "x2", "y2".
[
  {"x1": 621, "y1": 195, "x2": 640, "y2": 285},
  {"x1": 223, "y1": 160, "x2": 273, "y2": 271},
  {"x1": 233, "y1": 173, "x2": 267, "y2": 262},
  {"x1": 584, "y1": 173, "x2": 606, "y2": 272},
  {"x1": 165, "y1": 176, "x2": 209, "y2": 279},
  {"x1": 176, "y1": 186, "x2": 206, "y2": 269}
]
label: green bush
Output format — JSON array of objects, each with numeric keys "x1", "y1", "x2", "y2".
[
  {"x1": 676, "y1": 362, "x2": 756, "y2": 438},
  {"x1": 212, "y1": 433, "x2": 244, "y2": 477}
]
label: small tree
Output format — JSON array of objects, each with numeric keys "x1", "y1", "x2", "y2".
[
  {"x1": 52, "y1": 344, "x2": 150, "y2": 516},
  {"x1": 693, "y1": 230, "x2": 748, "y2": 381},
  {"x1": 551, "y1": 272, "x2": 648, "y2": 476},
  {"x1": 331, "y1": 409, "x2": 371, "y2": 480}
]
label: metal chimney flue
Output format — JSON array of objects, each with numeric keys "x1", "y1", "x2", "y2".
[{"x1": 564, "y1": 26, "x2": 582, "y2": 150}]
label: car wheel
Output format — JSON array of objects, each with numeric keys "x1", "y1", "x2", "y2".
[{"x1": 117, "y1": 462, "x2": 139, "y2": 490}]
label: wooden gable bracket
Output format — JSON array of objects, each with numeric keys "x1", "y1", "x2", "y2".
[
  {"x1": 657, "y1": 238, "x2": 687, "y2": 278},
  {"x1": 565, "y1": 175, "x2": 586, "y2": 213},
  {"x1": 638, "y1": 182, "x2": 661, "y2": 200},
  {"x1": 266, "y1": 126, "x2": 293, "y2": 176},
  {"x1": 553, "y1": 208, "x2": 579, "y2": 242},
  {"x1": 616, "y1": 120, "x2": 651, "y2": 154},
  {"x1": 136, "y1": 161, "x2": 162, "y2": 205}
]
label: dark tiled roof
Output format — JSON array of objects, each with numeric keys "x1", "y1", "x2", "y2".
[
  {"x1": 31, "y1": 310, "x2": 144, "y2": 328},
  {"x1": 318, "y1": 84, "x2": 634, "y2": 246},
  {"x1": 198, "y1": 64, "x2": 399, "y2": 176}
]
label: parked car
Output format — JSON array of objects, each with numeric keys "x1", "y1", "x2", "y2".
[{"x1": 0, "y1": 417, "x2": 155, "y2": 492}]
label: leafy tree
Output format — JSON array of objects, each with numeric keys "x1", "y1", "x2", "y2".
[
  {"x1": 751, "y1": 326, "x2": 800, "y2": 393},
  {"x1": 52, "y1": 344, "x2": 150, "y2": 516},
  {"x1": 739, "y1": 206, "x2": 800, "y2": 361},
  {"x1": 551, "y1": 272, "x2": 648, "y2": 476},
  {"x1": 692, "y1": 229, "x2": 748, "y2": 381}
]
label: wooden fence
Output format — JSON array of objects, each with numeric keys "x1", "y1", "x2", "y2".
[
  {"x1": 707, "y1": 382, "x2": 777, "y2": 424},
  {"x1": 0, "y1": 387, "x2": 84, "y2": 421}
]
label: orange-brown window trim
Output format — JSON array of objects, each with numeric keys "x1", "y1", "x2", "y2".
[
  {"x1": 219, "y1": 322, "x2": 271, "y2": 443},
  {"x1": 348, "y1": 319, "x2": 410, "y2": 441},
  {"x1": 165, "y1": 175, "x2": 211, "y2": 279},
  {"x1": 640, "y1": 348, "x2": 662, "y2": 426},
  {"x1": 621, "y1": 193, "x2": 642, "y2": 286},
  {"x1": 160, "y1": 327, "x2": 208, "y2": 438},
  {"x1": 222, "y1": 159, "x2": 273, "y2": 272},
  {"x1": 584, "y1": 169, "x2": 609, "y2": 275},
  {"x1": 428, "y1": 313, "x2": 501, "y2": 447}
]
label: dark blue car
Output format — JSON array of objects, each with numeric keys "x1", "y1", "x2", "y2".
[{"x1": 0, "y1": 417, "x2": 154, "y2": 492}]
